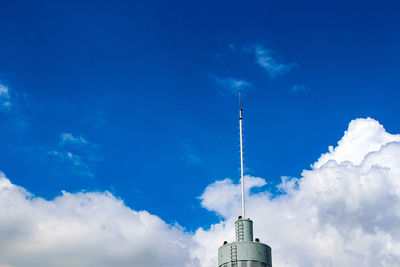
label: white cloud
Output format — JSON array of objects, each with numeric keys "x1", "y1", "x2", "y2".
[
  {"x1": 210, "y1": 75, "x2": 252, "y2": 95},
  {"x1": 0, "y1": 173, "x2": 196, "y2": 267},
  {"x1": 0, "y1": 84, "x2": 11, "y2": 111},
  {"x1": 60, "y1": 133, "x2": 89, "y2": 146},
  {"x1": 194, "y1": 117, "x2": 400, "y2": 266},
  {"x1": 199, "y1": 176, "x2": 266, "y2": 218},
  {"x1": 313, "y1": 118, "x2": 400, "y2": 168},
  {"x1": 247, "y1": 44, "x2": 296, "y2": 78},
  {"x1": 2, "y1": 117, "x2": 400, "y2": 267}
]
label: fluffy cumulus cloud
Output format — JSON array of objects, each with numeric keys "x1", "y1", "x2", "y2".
[
  {"x1": 194, "y1": 117, "x2": 400, "y2": 266},
  {"x1": 1, "y1": 117, "x2": 400, "y2": 267},
  {"x1": 0, "y1": 174, "x2": 196, "y2": 267}
]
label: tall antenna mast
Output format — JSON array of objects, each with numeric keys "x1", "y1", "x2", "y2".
[
  {"x1": 239, "y1": 91, "x2": 245, "y2": 218},
  {"x1": 218, "y1": 91, "x2": 272, "y2": 267}
]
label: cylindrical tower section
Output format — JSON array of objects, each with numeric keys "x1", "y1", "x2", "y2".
[
  {"x1": 218, "y1": 217, "x2": 272, "y2": 267},
  {"x1": 235, "y1": 218, "x2": 253, "y2": 242}
]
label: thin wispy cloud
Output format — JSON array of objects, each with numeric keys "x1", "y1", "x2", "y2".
[
  {"x1": 228, "y1": 43, "x2": 237, "y2": 51},
  {"x1": 291, "y1": 84, "x2": 308, "y2": 93},
  {"x1": 210, "y1": 75, "x2": 252, "y2": 95},
  {"x1": 85, "y1": 109, "x2": 109, "y2": 128},
  {"x1": 210, "y1": 43, "x2": 296, "y2": 95},
  {"x1": 60, "y1": 133, "x2": 89, "y2": 146},
  {"x1": 54, "y1": 133, "x2": 102, "y2": 177},
  {"x1": 181, "y1": 139, "x2": 202, "y2": 166},
  {"x1": 0, "y1": 83, "x2": 31, "y2": 128},
  {"x1": 47, "y1": 150, "x2": 92, "y2": 176},
  {"x1": 0, "y1": 84, "x2": 11, "y2": 111},
  {"x1": 29, "y1": 133, "x2": 103, "y2": 178},
  {"x1": 250, "y1": 44, "x2": 296, "y2": 78}
]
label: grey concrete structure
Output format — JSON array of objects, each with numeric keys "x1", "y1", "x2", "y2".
[{"x1": 218, "y1": 217, "x2": 272, "y2": 267}]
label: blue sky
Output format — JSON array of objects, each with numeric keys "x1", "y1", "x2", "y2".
[{"x1": 1, "y1": 0, "x2": 400, "y2": 233}]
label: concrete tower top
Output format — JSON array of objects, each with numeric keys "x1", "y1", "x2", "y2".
[
  {"x1": 235, "y1": 217, "x2": 253, "y2": 242},
  {"x1": 218, "y1": 217, "x2": 272, "y2": 267}
]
